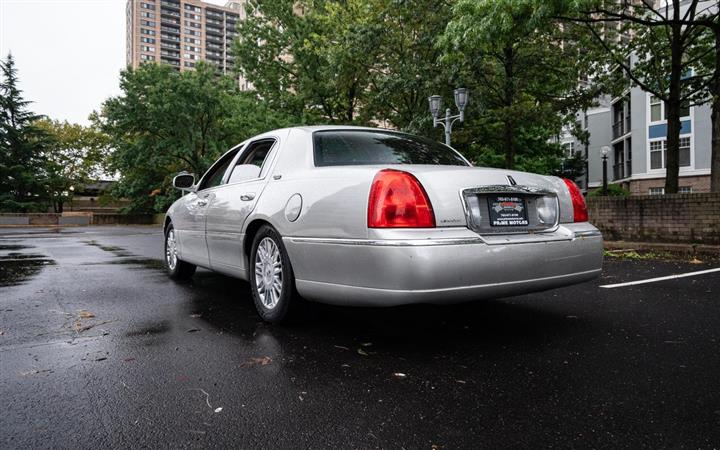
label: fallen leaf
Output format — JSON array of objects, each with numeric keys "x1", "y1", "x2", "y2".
[
  {"x1": 78, "y1": 310, "x2": 95, "y2": 319},
  {"x1": 95, "y1": 357, "x2": 107, "y2": 362},
  {"x1": 334, "y1": 345, "x2": 349, "y2": 351},
  {"x1": 357, "y1": 348, "x2": 369, "y2": 356},
  {"x1": 190, "y1": 313, "x2": 202, "y2": 318},
  {"x1": 240, "y1": 356, "x2": 272, "y2": 367},
  {"x1": 456, "y1": 379, "x2": 467, "y2": 384},
  {"x1": 0, "y1": 330, "x2": 5, "y2": 336},
  {"x1": 360, "y1": 342, "x2": 373, "y2": 347},
  {"x1": 214, "y1": 407, "x2": 223, "y2": 413},
  {"x1": 392, "y1": 372, "x2": 407, "y2": 379},
  {"x1": 187, "y1": 328, "x2": 200, "y2": 333}
]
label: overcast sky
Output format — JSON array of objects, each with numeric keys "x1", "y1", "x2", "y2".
[{"x1": 0, "y1": 0, "x2": 227, "y2": 126}]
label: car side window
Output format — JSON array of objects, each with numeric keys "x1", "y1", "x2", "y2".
[
  {"x1": 198, "y1": 149, "x2": 239, "y2": 191},
  {"x1": 226, "y1": 139, "x2": 276, "y2": 184}
]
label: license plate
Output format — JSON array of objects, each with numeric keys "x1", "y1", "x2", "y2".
[{"x1": 487, "y1": 195, "x2": 529, "y2": 227}]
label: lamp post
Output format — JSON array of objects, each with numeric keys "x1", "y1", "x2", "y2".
[
  {"x1": 428, "y1": 88, "x2": 469, "y2": 147},
  {"x1": 601, "y1": 146, "x2": 610, "y2": 196}
]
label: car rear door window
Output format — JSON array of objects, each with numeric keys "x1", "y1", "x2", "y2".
[{"x1": 313, "y1": 130, "x2": 469, "y2": 167}]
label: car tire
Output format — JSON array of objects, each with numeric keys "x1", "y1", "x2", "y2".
[
  {"x1": 165, "y1": 223, "x2": 196, "y2": 280},
  {"x1": 249, "y1": 225, "x2": 302, "y2": 323}
]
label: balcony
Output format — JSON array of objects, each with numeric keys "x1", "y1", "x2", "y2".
[
  {"x1": 160, "y1": 1, "x2": 180, "y2": 10},
  {"x1": 160, "y1": 8, "x2": 180, "y2": 17},
  {"x1": 206, "y1": 26, "x2": 223, "y2": 36},
  {"x1": 206, "y1": 32, "x2": 223, "y2": 43},
  {"x1": 612, "y1": 117, "x2": 631, "y2": 140},
  {"x1": 160, "y1": 50, "x2": 180, "y2": 58},
  {"x1": 160, "y1": 17, "x2": 180, "y2": 25},
  {"x1": 161, "y1": 25, "x2": 180, "y2": 35},
  {"x1": 161, "y1": 34, "x2": 181, "y2": 42},
  {"x1": 206, "y1": 9, "x2": 224, "y2": 19},
  {"x1": 161, "y1": 41, "x2": 180, "y2": 50}
]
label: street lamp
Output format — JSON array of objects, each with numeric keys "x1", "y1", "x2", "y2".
[
  {"x1": 601, "y1": 145, "x2": 610, "y2": 195},
  {"x1": 428, "y1": 88, "x2": 469, "y2": 146}
]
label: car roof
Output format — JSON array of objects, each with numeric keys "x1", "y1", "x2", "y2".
[{"x1": 285, "y1": 125, "x2": 397, "y2": 133}]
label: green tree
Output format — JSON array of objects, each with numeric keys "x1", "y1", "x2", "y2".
[
  {"x1": 34, "y1": 119, "x2": 109, "y2": 213},
  {"x1": 234, "y1": 0, "x2": 385, "y2": 124},
  {"x1": 95, "y1": 62, "x2": 294, "y2": 214},
  {"x1": 564, "y1": 0, "x2": 714, "y2": 193},
  {"x1": 439, "y1": 0, "x2": 602, "y2": 172},
  {"x1": 0, "y1": 53, "x2": 48, "y2": 212}
]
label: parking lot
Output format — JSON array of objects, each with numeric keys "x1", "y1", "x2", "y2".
[{"x1": 1, "y1": 226, "x2": 719, "y2": 448}]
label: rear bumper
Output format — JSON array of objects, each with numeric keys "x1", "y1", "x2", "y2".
[{"x1": 283, "y1": 223, "x2": 603, "y2": 306}]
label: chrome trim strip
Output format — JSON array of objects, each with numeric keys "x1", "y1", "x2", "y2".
[
  {"x1": 285, "y1": 236, "x2": 486, "y2": 247},
  {"x1": 573, "y1": 229, "x2": 603, "y2": 238},
  {"x1": 285, "y1": 231, "x2": 580, "y2": 247}
]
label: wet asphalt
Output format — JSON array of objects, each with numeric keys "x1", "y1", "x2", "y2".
[{"x1": 0, "y1": 226, "x2": 719, "y2": 449}]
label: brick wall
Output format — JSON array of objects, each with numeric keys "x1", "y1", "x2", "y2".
[{"x1": 587, "y1": 193, "x2": 720, "y2": 244}]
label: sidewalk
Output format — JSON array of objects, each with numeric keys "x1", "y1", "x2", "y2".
[{"x1": 604, "y1": 240, "x2": 720, "y2": 260}]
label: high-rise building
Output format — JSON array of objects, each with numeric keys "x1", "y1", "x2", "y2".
[{"x1": 126, "y1": 0, "x2": 248, "y2": 80}]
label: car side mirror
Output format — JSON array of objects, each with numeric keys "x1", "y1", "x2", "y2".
[
  {"x1": 227, "y1": 164, "x2": 261, "y2": 184},
  {"x1": 173, "y1": 173, "x2": 196, "y2": 191}
]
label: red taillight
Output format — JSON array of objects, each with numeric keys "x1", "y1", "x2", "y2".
[
  {"x1": 368, "y1": 169, "x2": 435, "y2": 228},
  {"x1": 562, "y1": 178, "x2": 588, "y2": 222}
]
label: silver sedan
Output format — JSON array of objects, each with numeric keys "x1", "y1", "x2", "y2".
[{"x1": 164, "y1": 126, "x2": 603, "y2": 323}]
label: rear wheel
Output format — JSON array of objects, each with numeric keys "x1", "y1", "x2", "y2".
[
  {"x1": 249, "y1": 225, "x2": 302, "y2": 323},
  {"x1": 165, "y1": 224, "x2": 196, "y2": 280}
]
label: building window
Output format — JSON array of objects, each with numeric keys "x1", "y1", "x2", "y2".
[
  {"x1": 141, "y1": 37, "x2": 156, "y2": 44},
  {"x1": 141, "y1": 2, "x2": 155, "y2": 10},
  {"x1": 649, "y1": 187, "x2": 664, "y2": 195},
  {"x1": 184, "y1": 37, "x2": 201, "y2": 44},
  {"x1": 141, "y1": 20, "x2": 156, "y2": 27},
  {"x1": 185, "y1": 20, "x2": 201, "y2": 28},
  {"x1": 141, "y1": 11, "x2": 155, "y2": 18},
  {"x1": 185, "y1": 29, "x2": 201, "y2": 36},
  {"x1": 141, "y1": 45, "x2": 155, "y2": 52},
  {"x1": 679, "y1": 136, "x2": 691, "y2": 167},
  {"x1": 562, "y1": 142, "x2": 575, "y2": 158},
  {"x1": 649, "y1": 137, "x2": 691, "y2": 170},
  {"x1": 140, "y1": 28, "x2": 156, "y2": 35},
  {"x1": 184, "y1": 4, "x2": 201, "y2": 12},
  {"x1": 650, "y1": 95, "x2": 662, "y2": 122},
  {"x1": 649, "y1": 94, "x2": 690, "y2": 123},
  {"x1": 679, "y1": 186, "x2": 693, "y2": 194},
  {"x1": 650, "y1": 140, "x2": 664, "y2": 170},
  {"x1": 140, "y1": 54, "x2": 155, "y2": 61}
]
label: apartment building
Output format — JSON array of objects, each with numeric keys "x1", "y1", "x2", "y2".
[
  {"x1": 563, "y1": 90, "x2": 712, "y2": 195},
  {"x1": 561, "y1": 1, "x2": 715, "y2": 195},
  {"x1": 126, "y1": 0, "x2": 249, "y2": 84}
]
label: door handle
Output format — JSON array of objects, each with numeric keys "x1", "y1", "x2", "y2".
[
  {"x1": 240, "y1": 193, "x2": 256, "y2": 201},
  {"x1": 197, "y1": 199, "x2": 208, "y2": 206}
]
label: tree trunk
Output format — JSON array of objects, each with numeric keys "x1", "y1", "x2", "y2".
[
  {"x1": 664, "y1": 21, "x2": 683, "y2": 194},
  {"x1": 711, "y1": 29, "x2": 720, "y2": 193},
  {"x1": 503, "y1": 45, "x2": 516, "y2": 169}
]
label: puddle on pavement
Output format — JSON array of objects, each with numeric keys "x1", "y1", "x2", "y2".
[
  {"x1": 0, "y1": 244, "x2": 31, "y2": 252},
  {"x1": 83, "y1": 240, "x2": 165, "y2": 270},
  {"x1": 125, "y1": 320, "x2": 170, "y2": 337},
  {"x1": 0, "y1": 253, "x2": 49, "y2": 261},
  {"x1": 0, "y1": 258, "x2": 55, "y2": 287}
]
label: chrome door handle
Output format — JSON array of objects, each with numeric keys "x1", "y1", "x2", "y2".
[
  {"x1": 197, "y1": 200, "x2": 208, "y2": 206},
  {"x1": 240, "y1": 193, "x2": 256, "y2": 201}
]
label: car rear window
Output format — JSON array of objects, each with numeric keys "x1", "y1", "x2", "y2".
[{"x1": 313, "y1": 130, "x2": 469, "y2": 167}]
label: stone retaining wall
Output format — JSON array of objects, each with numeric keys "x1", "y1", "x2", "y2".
[{"x1": 587, "y1": 193, "x2": 720, "y2": 244}]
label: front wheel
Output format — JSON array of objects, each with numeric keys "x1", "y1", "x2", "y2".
[
  {"x1": 165, "y1": 224, "x2": 196, "y2": 280},
  {"x1": 249, "y1": 225, "x2": 302, "y2": 323}
]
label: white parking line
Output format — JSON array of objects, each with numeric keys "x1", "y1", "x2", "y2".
[{"x1": 600, "y1": 267, "x2": 720, "y2": 289}]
